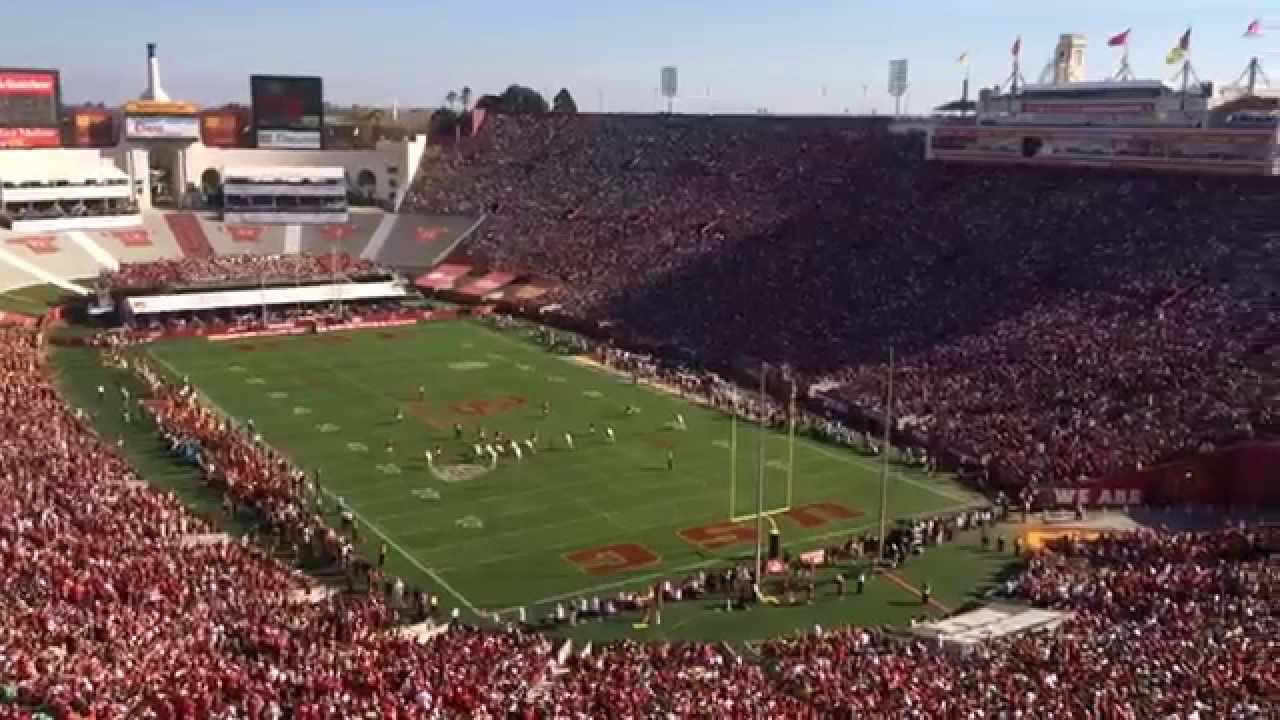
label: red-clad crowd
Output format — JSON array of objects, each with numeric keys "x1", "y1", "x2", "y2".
[
  {"x1": 408, "y1": 113, "x2": 1278, "y2": 489},
  {"x1": 99, "y1": 254, "x2": 387, "y2": 292},
  {"x1": 2, "y1": 322, "x2": 1278, "y2": 717}
]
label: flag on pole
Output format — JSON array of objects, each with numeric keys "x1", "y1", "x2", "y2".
[
  {"x1": 956, "y1": 52, "x2": 970, "y2": 66},
  {"x1": 1108, "y1": 29, "x2": 1131, "y2": 47},
  {"x1": 1011, "y1": 35, "x2": 1022, "y2": 56},
  {"x1": 1244, "y1": 19, "x2": 1263, "y2": 37},
  {"x1": 1166, "y1": 27, "x2": 1191, "y2": 64}
]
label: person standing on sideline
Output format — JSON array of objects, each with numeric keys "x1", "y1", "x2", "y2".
[{"x1": 666, "y1": 450, "x2": 674, "y2": 471}]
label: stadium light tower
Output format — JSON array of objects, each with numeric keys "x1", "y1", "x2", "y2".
[
  {"x1": 661, "y1": 66, "x2": 678, "y2": 114},
  {"x1": 888, "y1": 60, "x2": 909, "y2": 116}
]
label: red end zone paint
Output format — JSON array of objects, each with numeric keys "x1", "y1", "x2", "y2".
[
  {"x1": 108, "y1": 230, "x2": 152, "y2": 247},
  {"x1": 449, "y1": 396, "x2": 527, "y2": 417},
  {"x1": 165, "y1": 213, "x2": 215, "y2": 258},
  {"x1": 564, "y1": 543, "x2": 660, "y2": 576},
  {"x1": 678, "y1": 502, "x2": 862, "y2": 550},
  {"x1": 6, "y1": 236, "x2": 59, "y2": 254}
]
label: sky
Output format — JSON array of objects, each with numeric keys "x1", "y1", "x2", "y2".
[{"x1": 4, "y1": 0, "x2": 1275, "y2": 114}]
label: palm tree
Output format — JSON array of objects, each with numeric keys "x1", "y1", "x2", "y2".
[
  {"x1": 460, "y1": 86, "x2": 472, "y2": 111},
  {"x1": 445, "y1": 91, "x2": 459, "y2": 111}
]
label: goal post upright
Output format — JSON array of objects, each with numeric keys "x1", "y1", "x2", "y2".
[
  {"x1": 727, "y1": 365, "x2": 797, "y2": 524},
  {"x1": 787, "y1": 378, "x2": 796, "y2": 509},
  {"x1": 728, "y1": 391, "x2": 738, "y2": 519}
]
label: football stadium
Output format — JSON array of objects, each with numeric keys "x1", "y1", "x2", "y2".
[{"x1": 1, "y1": 17, "x2": 1278, "y2": 719}]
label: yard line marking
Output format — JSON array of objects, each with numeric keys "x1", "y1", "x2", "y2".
[
  {"x1": 478, "y1": 320, "x2": 975, "y2": 505},
  {"x1": 881, "y1": 570, "x2": 953, "y2": 614},
  {"x1": 802, "y1": 441, "x2": 974, "y2": 503},
  {"x1": 493, "y1": 499, "x2": 984, "y2": 614},
  {"x1": 145, "y1": 347, "x2": 485, "y2": 618},
  {"x1": 425, "y1": 568, "x2": 480, "y2": 613},
  {"x1": 403, "y1": 460, "x2": 942, "y2": 562}
]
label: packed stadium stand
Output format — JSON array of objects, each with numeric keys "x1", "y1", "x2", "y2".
[
  {"x1": 3, "y1": 102, "x2": 1279, "y2": 718},
  {"x1": 0, "y1": 313, "x2": 1273, "y2": 717},
  {"x1": 407, "y1": 113, "x2": 1279, "y2": 493},
  {"x1": 1, "y1": 317, "x2": 1276, "y2": 716}
]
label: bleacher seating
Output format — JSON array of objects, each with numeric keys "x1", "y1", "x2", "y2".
[{"x1": 406, "y1": 113, "x2": 1279, "y2": 491}]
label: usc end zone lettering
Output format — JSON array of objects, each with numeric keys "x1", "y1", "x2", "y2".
[
  {"x1": 6, "y1": 236, "x2": 59, "y2": 254},
  {"x1": 560, "y1": 501, "x2": 862, "y2": 575},
  {"x1": 679, "y1": 501, "x2": 863, "y2": 551},
  {"x1": 563, "y1": 543, "x2": 659, "y2": 576}
]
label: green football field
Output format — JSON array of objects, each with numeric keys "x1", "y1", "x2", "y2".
[{"x1": 118, "y1": 319, "x2": 994, "y2": 641}]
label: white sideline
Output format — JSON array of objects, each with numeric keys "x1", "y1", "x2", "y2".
[
  {"x1": 429, "y1": 214, "x2": 488, "y2": 266},
  {"x1": 0, "y1": 247, "x2": 90, "y2": 295},
  {"x1": 359, "y1": 213, "x2": 398, "y2": 260},
  {"x1": 65, "y1": 231, "x2": 121, "y2": 270},
  {"x1": 143, "y1": 348, "x2": 485, "y2": 618},
  {"x1": 283, "y1": 225, "x2": 302, "y2": 254}
]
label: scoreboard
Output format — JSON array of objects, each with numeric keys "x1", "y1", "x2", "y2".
[
  {"x1": 0, "y1": 68, "x2": 61, "y2": 148},
  {"x1": 250, "y1": 75, "x2": 324, "y2": 149}
]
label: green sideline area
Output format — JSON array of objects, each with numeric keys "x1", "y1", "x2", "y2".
[
  {"x1": 52, "y1": 319, "x2": 1015, "y2": 643},
  {"x1": 0, "y1": 283, "x2": 67, "y2": 316}
]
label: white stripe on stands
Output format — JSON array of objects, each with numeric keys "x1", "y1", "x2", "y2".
[
  {"x1": 0, "y1": 247, "x2": 90, "y2": 295},
  {"x1": 283, "y1": 225, "x2": 302, "y2": 254},
  {"x1": 66, "y1": 231, "x2": 121, "y2": 270},
  {"x1": 359, "y1": 213, "x2": 397, "y2": 260},
  {"x1": 431, "y1": 214, "x2": 487, "y2": 265}
]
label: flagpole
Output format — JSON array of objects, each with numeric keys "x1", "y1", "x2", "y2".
[{"x1": 1180, "y1": 59, "x2": 1191, "y2": 110}]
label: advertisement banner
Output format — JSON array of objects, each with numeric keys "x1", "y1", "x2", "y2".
[
  {"x1": 799, "y1": 549, "x2": 827, "y2": 566},
  {"x1": 0, "y1": 127, "x2": 60, "y2": 148},
  {"x1": 0, "y1": 72, "x2": 56, "y2": 95},
  {"x1": 1022, "y1": 103, "x2": 1155, "y2": 115},
  {"x1": 125, "y1": 115, "x2": 200, "y2": 140},
  {"x1": 125, "y1": 280, "x2": 406, "y2": 315},
  {"x1": 0, "y1": 68, "x2": 60, "y2": 133},
  {"x1": 200, "y1": 110, "x2": 246, "y2": 147},
  {"x1": 256, "y1": 128, "x2": 321, "y2": 149}
]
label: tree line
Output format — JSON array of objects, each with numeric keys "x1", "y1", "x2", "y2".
[{"x1": 431, "y1": 85, "x2": 577, "y2": 137}]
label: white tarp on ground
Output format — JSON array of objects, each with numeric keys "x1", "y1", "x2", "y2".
[
  {"x1": 124, "y1": 280, "x2": 407, "y2": 315},
  {"x1": 910, "y1": 602, "x2": 1071, "y2": 654}
]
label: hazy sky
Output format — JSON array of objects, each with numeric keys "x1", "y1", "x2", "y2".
[{"x1": 5, "y1": 0, "x2": 1273, "y2": 113}]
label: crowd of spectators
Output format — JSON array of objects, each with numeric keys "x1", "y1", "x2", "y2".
[
  {"x1": 409, "y1": 113, "x2": 1278, "y2": 489},
  {"x1": 1, "y1": 199, "x2": 139, "y2": 225},
  {"x1": 99, "y1": 254, "x2": 388, "y2": 292},
  {"x1": 2, "y1": 316, "x2": 1277, "y2": 719},
  {"x1": 1, "y1": 324, "x2": 562, "y2": 719}
]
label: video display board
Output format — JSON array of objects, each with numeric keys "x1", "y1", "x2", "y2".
[
  {"x1": 250, "y1": 74, "x2": 323, "y2": 149},
  {"x1": 0, "y1": 68, "x2": 61, "y2": 148}
]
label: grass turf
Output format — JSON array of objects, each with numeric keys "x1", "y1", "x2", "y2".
[
  {"x1": 57, "y1": 319, "x2": 1008, "y2": 642},
  {"x1": 0, "y1": 283, "x2": 68, "y2": 316}
]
